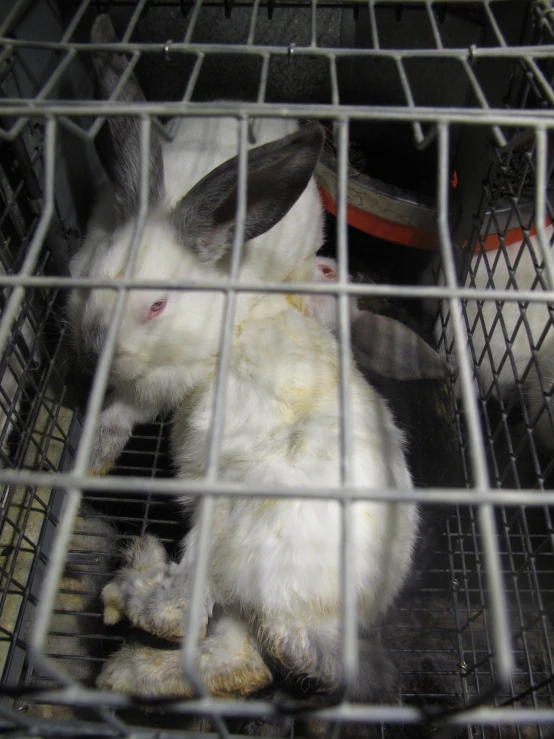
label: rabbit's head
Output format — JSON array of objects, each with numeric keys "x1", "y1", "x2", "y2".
[{"x1": 68, "y1": 15, "x2": 324, "y2": 393}]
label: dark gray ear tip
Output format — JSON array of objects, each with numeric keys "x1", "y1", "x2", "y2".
[
  {"x1": 298, "y1": 122, "x2": 326, "y2": 156},
  {"x1": 91, "y1": 14, "x2": 117, "y2": 45}
]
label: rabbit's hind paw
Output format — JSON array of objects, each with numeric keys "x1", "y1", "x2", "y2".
[
  {"x1": 97, "y1": 636, "x2": 272, "y2": 699},
  {"x1": 97, "y1": 643, "x2": 195, "y2": 697},
  {"x1": 200, "y1": 635, "x2": 272, "y2": 697}
]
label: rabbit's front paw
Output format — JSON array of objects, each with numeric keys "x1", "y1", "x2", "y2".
[
  {"x1": 97, "y1": 643, "x2": 195, "y2": 697},
  {"x1": 102, "y1": 535, "x2": 194, "y2": 641},
  {"x1": 89, "y1": 422, "x2": 130, "y2": 474}
]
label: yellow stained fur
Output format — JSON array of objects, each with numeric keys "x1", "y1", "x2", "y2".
[
  {"x1": 286, "y1": 292, "x2": 309, "y2": 313},
  {"x1": 88, "y1": 462, "x2": 115, "y2": 476}
]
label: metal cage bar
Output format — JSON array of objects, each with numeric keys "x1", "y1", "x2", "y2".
[{"x1": 0, "y1": 1, "x2": 553, "y2": 737}]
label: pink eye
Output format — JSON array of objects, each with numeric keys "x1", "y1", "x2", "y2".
[
  {"x1": 148, "y1": 297, "x2": 167, "y2": 320},
  {"x1": 319, "y1": 264, "x2": 336, "y2": 280}
]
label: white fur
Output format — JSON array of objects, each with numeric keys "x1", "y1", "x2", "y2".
[
  {"x1": 70, "y1": 116, "x2": 418, "y2": 690},
  {"x1": 173, "y1": 300, "x2": 417, "y2": 627},
  {"x1": 68, "y1": 117, "x2": 324, "y2": 414}
]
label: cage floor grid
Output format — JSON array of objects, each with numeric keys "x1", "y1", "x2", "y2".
[{"x1": 2, "y1": 418, "x2": 549, "y2": 738}]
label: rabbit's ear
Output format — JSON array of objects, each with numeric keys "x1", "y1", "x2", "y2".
[
  {"x1": 351, "y1": 312, "x2": 454, "y2": 381},
  {"x1": 170, "y1": 123, "x2": 324, "y2": 263},
  {"x1": 91, "y1": 15, "x2": 164, "y2": 220}
]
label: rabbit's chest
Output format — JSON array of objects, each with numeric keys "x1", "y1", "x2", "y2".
[
  {"x1": 173, "y1": 378, "x2": 343, "y2": 483},
  {"x1": 172, "y1": 317, "x2": 345, "y2": 480}
]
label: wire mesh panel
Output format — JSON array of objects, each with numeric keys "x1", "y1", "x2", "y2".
[{"x1": 0, "y1": 1, "x2": 553, "y2": 738}]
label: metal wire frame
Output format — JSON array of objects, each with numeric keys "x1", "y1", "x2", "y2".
[
  {"x1": 0, "y1": 220, "x2": 72, "y2": 477},
  {"x1": 0, "y1": 0, "x2": 553, "y2": 737},
  {"x1": 464, "y1": 232, "x2": 554, "y2": 490},
  {"x1": 427, "y1": 7, "x2": 554, "y2": 733},
  {"x1": 0, "y1": 0, "x2": 554, "y2": 146},
  {"x1": 443, "y1": 507, "x2": 554, "y2": 739},
  {"x1": 9, "y1": 480, "x2": 553, "y2": 731},
  {"x1": 0, "y1": 136, "x2": 78, "y2": 713},
  {"x1": 441, "y1": 22, "x2": 554, "y2": 493},
  {"x1": 16, "y1": 424, "x2": 177, "y2": 707}
]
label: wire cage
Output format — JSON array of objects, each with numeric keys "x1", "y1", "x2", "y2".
[{"x1": 0, "y1": 0, "x2": 553, "y2": 737}]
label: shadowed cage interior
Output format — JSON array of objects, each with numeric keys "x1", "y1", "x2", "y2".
[{"x1": 0, "y1": 0, "x2": 553, "y2": 737}]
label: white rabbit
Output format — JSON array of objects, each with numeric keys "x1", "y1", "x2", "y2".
[
  {"x1": 68, "y1": 15, "x2": 418, "y2": 699},
  {"x1": 69, "y1": 19, "x2": 323, "y2": 476},
  {"x1": 425, "y1": 227, "x2": 554, "y2": 451}
]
